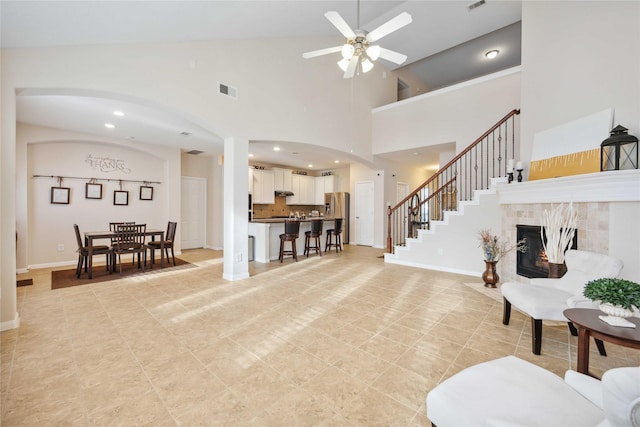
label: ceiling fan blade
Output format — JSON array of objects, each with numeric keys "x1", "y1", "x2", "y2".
[
  {"x1": 343, "y1": 57, "x2": 358, "y2": 79},
  {"x1": 377, "y1": 47, "x2": 408, "y2": 65},
  {"x1": 302, "y1": 46, "x2": 342, "y2": 59},
  {"x1": 325, "y1": 11, "x2": 356, "y2": 39},
  {"x1": 366, "y1": 12, "x2": 412, "y2": 43}
]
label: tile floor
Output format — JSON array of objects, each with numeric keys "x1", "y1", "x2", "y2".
[{"x1": 3, "y1": 246, "x2": 638, "y2": 426}]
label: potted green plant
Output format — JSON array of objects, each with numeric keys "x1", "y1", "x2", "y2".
[{"x1": 583, "y1": 278, "x2": 640, "y2": 319}]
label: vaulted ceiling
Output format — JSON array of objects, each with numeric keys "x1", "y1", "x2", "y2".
[{"x1": 3, "y1": 1, "x2": 522, "y2": 170}]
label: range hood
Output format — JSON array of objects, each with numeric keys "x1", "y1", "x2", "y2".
[{"x1": 275, "y1": 190, "x2": 294, "y2": 197}]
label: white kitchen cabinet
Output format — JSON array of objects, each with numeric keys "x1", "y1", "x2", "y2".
[
  {"x1": 251, "y1": 169, "x2": 275, "y2": 204},
  {"x1": 286, "y1": 174, "x2": 300, "y2": 204},
  {"x1": 314, "y1": 175, "x2": 338, "y2": 204},
  {"x1": 286, "y1": 174, "x2": 316, "y2": 205},
  {"x1": 273, "y1": 168, "x2": 292, "y2": 192},
  {"x1": 300, "y1": 175, "x2": 315, "y2": 204}
]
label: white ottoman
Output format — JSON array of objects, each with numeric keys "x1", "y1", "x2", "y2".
[{"x1": 426, "y1": 356, "x2": 605, "y2": 427}]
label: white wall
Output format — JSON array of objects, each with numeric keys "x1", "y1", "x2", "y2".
[
  {"x1": 387, "y1": 191, "x2": 502, "y2": 276},
  {"x1": 609, "y1": 202, "x2": 640, "y2": 281},
  {"x1": 519, "y1": 1, "x2": 640, "y2": 173},
  {"x1": 20, "y1": 124, "x2": 180, "y2": 268},
  {"x1": 372, "y1": 68, "x2": 521, "y2": 155},
  {"x1": 1, "y1": 36, "x2": 402, "y2": 326}
]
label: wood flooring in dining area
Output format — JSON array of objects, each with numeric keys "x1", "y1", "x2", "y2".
[{"x1": 5, "y1": 246, "x2": 639, "y2": 425}]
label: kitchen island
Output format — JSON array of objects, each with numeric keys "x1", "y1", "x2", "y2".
[{"x1": 249, "y1": 217, "x2": 336, "y2": 262}]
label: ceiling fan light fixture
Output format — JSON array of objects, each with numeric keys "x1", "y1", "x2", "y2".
[
  {"x1": 361, "y1": 58, "x2": 374, "y2": 73},
  {"x1": 302, "y1": 5, "x2": 411, "y2": 79},
  {"x1": 337, "y1": 58, "x2": 350, "y2": 72},
  {"x1": 485, "y1": 49, "x2": 499, "y2": 59},
  {"x1": 366, "y1": 45, "x2": 381, "y2": 61},
  {"x1": 341, "y1": 43, "x2": 355, "y2": 59}
]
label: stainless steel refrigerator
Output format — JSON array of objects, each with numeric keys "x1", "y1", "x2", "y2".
[{"x1": 324, "y1": 192, "x2": 350, "y2": 244}]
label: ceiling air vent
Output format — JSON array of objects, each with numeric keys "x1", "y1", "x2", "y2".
[
  {"x1": 186, "y1": 150, "x2": 204, "y2": 155},
  {"x1": 467, "y1": 0, "x2": 486, "y2": 11},
  {"x1": 218, "y1": 82, "x2": 238, "y2": 99}
]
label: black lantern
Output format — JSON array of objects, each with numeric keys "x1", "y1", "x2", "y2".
[{"x1": 600, "y1": 125, "x2": 638, "y2": 171}]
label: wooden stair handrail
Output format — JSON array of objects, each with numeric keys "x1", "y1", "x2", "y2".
[
  {"x1": 386, "y1": 109, "x2": 520, "y2": 253},
  {"x1": 390, "y1": 109, "x2": 520, "y2": 213}
]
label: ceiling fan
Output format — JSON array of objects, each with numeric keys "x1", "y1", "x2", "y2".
[{"x1": 302, "y1": 2, "x2": 412, "y2": 79}]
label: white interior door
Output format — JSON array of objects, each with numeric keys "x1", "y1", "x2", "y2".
[
  {"x1": 397, "y1": 182, "x2": 409, "y2": 203},
  {"x1": 181, "y1": 176, "x2": 206, "y2": 249},
  {"x1": 355, "y1": 181, "x2": 374, "y2": 246}
]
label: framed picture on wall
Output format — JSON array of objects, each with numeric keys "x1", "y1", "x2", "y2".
[
  {"x1": 85, "y1": 183, "x2": 102, "y2": 199},
  {"x1": 139, "y1": 186, "x2": 153, "y2": 201},
  {"x1": 51, "y1": 187, "x2": 70, "y2": 204},
  {"x1": 114, "y1": 190, "x2": 129, "y2": 206}
]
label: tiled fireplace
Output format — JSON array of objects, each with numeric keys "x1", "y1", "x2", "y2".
[
  {"x1": 497, "y1": 170, "x2": 639, "y2": 283},
  {"x1": 515, "y1": 224, "x2": 578, "y2": 278}
]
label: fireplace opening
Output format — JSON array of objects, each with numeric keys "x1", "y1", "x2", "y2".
[{"x1": 516, "y1": 224, "x2": 578, "y2": 278}]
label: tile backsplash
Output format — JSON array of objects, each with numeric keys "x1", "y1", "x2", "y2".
[{"x1": 253, "y1": 196, "x2": 323, "y2": 219}]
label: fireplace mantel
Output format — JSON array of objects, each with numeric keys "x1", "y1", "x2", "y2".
[{"x1": 497, "y1": 169, "x2": 640, "y2": 204}]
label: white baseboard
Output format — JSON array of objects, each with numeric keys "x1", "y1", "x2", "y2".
[
  {"x1": 384, "y1": 257, "x2": 480, "y2": 278},
  {"x1": 28, "y1": 260, "x2": 76, "y2": 270},
  {"x1": 1, "y1": 312, "x2": 20, "y2": 331},
  {"x1": 222, "y1": 272, "x2": 250, "y2": 281}
]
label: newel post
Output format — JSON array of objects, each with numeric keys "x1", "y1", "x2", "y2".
[{"x1": 386, "y1": 205, "x2": 392, "y2": 253}]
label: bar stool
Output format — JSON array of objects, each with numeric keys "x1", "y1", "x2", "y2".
[
  {"x1": 325, "y1": 218, "x2": 343, "y2": 252},
  {"x1": 279, "y1": 220, "x2": 300, "y2": 262},
  {"x1": 304, "y1": 219, "x2": 323, "y2": 257}
]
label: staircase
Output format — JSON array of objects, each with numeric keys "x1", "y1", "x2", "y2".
[{"x1": 384, "y1": 109, "x2": 520, "y2": 275}]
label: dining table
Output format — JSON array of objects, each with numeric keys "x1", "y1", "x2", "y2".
[{"x1": 84, "y1": 229, "x2": 165, "y2": 279}]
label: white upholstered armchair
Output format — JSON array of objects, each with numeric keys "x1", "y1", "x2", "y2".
[
  {"x1": 426, "y1": 355, "x2": 640, "y2": 427},
  {"x1": 500, "y1": 250, "x2": 624, "y2": 355}
]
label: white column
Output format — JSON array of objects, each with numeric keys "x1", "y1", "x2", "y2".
[
  {"x1": 222, "y1": 136, "x2": 250, "y2": 280},
  {"x1": 1, "y1": 89, "x2": 20, "y2": 331}
]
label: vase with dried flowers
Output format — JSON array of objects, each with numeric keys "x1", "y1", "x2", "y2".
[
  {"x1": 478, "y1": 229, "x2": 527, "y2": 288},
  {"x1": 541, "y1": 202, "x2": 577, "y2": 278}
]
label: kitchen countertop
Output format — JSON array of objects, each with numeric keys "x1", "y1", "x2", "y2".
[{"x1": 251, "y1": 217, "x2": 335, "y2": 223}]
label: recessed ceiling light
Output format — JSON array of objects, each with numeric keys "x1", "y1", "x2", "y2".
[
  {"x1": 485, "y1": 50, "x2": 499, "y2": 59},
  {"x1": 308, "y1": 164, "x2": 313, "y2": 168},
  {"x1": 104, "y1": 123, "x2": 115, "y2": 129},
  {"x1": 273, "y1": 146, "x2": 281, "y2": 151},
  {"x1": 248, "y1": 153, "x2": 254, "y2": 158},
  {"x1": 334, "y1": 160, "x2": 340, "y2": 164},
  {"x1": 113, "y1": 110, "x2": 125, "y2": 117}
]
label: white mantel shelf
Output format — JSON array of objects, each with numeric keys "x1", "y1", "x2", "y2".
[{"x1": 497, "y1": 169, "x2": 640, "y2": 204}]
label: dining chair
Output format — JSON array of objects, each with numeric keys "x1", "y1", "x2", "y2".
[
  {"x1": 74, "y1": 224, "x2": 112, "y2": 278},
  {"x1": 109, "y1": 221, "x2": 135, "y2": 264},
  {"x1": 148, "y1": 221, "x2": 177, "y2": 267},
  {"x1": 112, "y1": 223, "x2": 148, "y2": 274}
]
